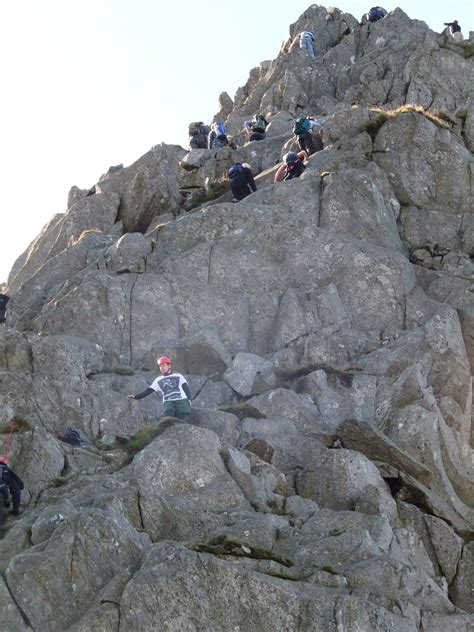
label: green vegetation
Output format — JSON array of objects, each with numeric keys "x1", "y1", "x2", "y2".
[
  {"x1": 364, "y1": 104, "x2": 452, "y2": 138},
  {"x1": 218, "y1": 401, "x2": 267, "y2": 420},
  {"x1": 190, "y1": 534, "x2": 294, "y2": 567},
  {"x1": 184, "y1": 177, "x2": 230, "y2": 212},
  {"x1": 319, "y1": 565, "x2": 338, "y2": 574},
  {"x1": 439, "y1": 38, "x2": 474, "y2": 59},
  {"x1": 126, "y1": 417, "x2": 178, "y2": 455}
]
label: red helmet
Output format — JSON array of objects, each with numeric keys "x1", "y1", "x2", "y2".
[
  {"x1": 0, "y1": 455, "x2": 9, "y2": 464},
  {"x1": 157, "y1": 356, "x2": 171, "y2": 366}
]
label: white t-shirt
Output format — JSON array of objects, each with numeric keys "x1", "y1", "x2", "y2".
[{"x1": 150, "y1": 372, "x2": 189, "y2": 402}]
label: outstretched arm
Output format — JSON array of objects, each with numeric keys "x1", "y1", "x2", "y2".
[{"x1": 128, "y1": 387, "x2": 155, "y2": 400}]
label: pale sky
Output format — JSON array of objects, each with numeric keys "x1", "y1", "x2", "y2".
[{"x1": 1, "y1": 1, "x2": 472, "y2": 284}]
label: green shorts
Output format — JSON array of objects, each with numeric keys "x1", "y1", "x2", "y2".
[{"x1": 163, "y1": 399, "x2": 191, "y2": 419}]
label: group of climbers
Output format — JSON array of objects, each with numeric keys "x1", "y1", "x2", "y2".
[{"x1": 188, "y1": 114, "x2": 269, "y2": 151}]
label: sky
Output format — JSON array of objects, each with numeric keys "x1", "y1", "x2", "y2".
[{"x1": 1, "y1": 1, "x2": 472, "y2": 284}]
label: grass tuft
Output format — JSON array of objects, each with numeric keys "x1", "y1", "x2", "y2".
[
  {"x1": 364, "y1": 104, "x2": 453, "y2": 138},
  {"x1": 126, "y1": 417, "x2": 178, "y2": 454}
]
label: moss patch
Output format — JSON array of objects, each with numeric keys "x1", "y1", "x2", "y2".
[
  {"x1": 126, "y1": 417, "x2": 178, "y2": 454},
  {"x1": 218, "y1": 402, "x2": 267, "y2": 420},
  {"x1": 190, "y1": 534, "x2": 294, "y2": 567}
]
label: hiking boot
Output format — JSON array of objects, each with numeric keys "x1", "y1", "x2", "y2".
[{"x1": 11, "y1": 509, "x2": 20, "y2": 516}]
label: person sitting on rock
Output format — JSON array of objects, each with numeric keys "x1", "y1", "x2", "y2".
[
  {"x1": 293, "y1": 116, "x2": 324, "y2": 157},
  {"x1": 0, "y1": 293, "x2": 9, "y2": 324},
  {"x1": 443, "y1": 20, "x2": 463, "y2": 41},
  {"x1": 208, "y1": 121, "x2": 230, "y2": 150},
  {"x1": 299, "y1": 31, "x2": 315, "y2": 58},
  {"x1": 188, "y1": 121, "x2": 210, "y2": 150},
  {"x1": 128, "y1": 356, "x2": 192, "y2": 420},
  {"x1": 367, "y1": 7, "x2": 387, "y2": 23},
  {"x1": 228, "y1": 162, "x2": 257, "y2": 202},
  {"x1": 0, "y1": 455, "x2": 24, "y2": 516},
  {"x1": 274, "y1": 151, "x2": 306, "y2": 183},
  {"x1": 244, "y1": 114, "x2": 269, "y2": 142}
]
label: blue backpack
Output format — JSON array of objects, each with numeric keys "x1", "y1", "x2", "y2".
[
  {"x1": 214, "y1": 122, "x2": 227, "y2": 137},
  {"x1": 368, "y1": 7, "x2": 386, "y2": 22},
  {"x1": 228, "y1": 163, "x2": 244, "y2": 179}
]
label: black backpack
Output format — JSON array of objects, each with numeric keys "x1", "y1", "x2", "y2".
[{"x1": 0, "y1": 464, "x2": 9, "y2": 486}]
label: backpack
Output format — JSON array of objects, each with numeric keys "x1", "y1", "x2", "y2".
[
  {"x1": 228, "y1": 163, "x2": 244, "y2": 179},
  {"x1": 188, "y1": 121, "x2": 206, "y2": 136},
  {"x1": 0, "y1": 464, "x2": 8, "y2": 486},
  {"x1": 368, "y1": 7, "x2": 386, "y2": 22},
  {"x1": 251, "y1": 115, "x2": 267, "y2": 133},
  {"x1": 211, "y1": 137, "x2": 228, "y2": 150},
  {"x1": 213, "y1": 122, "x2": 227, "y2": 137},
  {"x1": 293, "y1": 117, "x2": 311, "y2": 136}
]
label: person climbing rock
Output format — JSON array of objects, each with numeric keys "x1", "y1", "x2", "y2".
[
  {"x1": 228, "y1": 162, "x2": 257, "y2": 202},
  {"x1": 293, "y1": 116, "x2": 324, "y2": 157},
  {"x1": 367, "y1": 7, "x2": 387, "y2": 23},
  {"x1": 0, "y1": 456, "x2": 24, "y2": 516},
  {"x1": 208, "y1": 121, "x2": 230, "y2": 150},
  {"x1": 443, "y1": 20, "x2": 463, "y2": 41},
  {"x1": 274, "y1": 151, "x2": 306, "y2": 183},
  {"x1": 244, "y1": 114, "x2": 269, "y2": 142},
  {"x1": 128, "y1": 356, "x2": 192, "y2": 420},
  {"x1": 299, "y1": 31, "x2": 315, "y2": 57},
  {"x1": 0, "y1": 293, "x2": 9, "y2": 324},
  {"x1": 188, "y1": 122, "x2": 210, "y2": 149}
]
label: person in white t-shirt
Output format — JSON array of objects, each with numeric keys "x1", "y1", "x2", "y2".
[{"x1": 128, "y1": 356, "x2": 192, "y2": 420}]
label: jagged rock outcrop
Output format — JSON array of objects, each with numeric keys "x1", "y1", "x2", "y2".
[{"x1": 0, "y1": 5, "x2": 473, "y2": 630}]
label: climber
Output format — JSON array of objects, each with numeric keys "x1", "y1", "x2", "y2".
[
  {"x1": 244, "y1": 114, "x2": 269, "y2": 142},
  {"x1": 0, "y1": 456, "x2": 24, "y2": 516},
  {"x1": 0, "y1": 293, "x2": 9, "y2": 324},
  {"x1": 54, "y1": 427, "x2": 91, "y2": 447},
  {"x1": 367, "y1": 7, "x2": 387, "y2": 23},
  {"x1": 293, "y1": 116, "x2": 324, "y2": 157},
  {"x1": 274, "y1": 151, "x2": 306, "y2": 183},
  {"x1": 299, "y1": 31, "x2": 315, "y2": 57},
  {"x1": 228, "y1": 163, "x2": 257, "y2": 202},
  {"x1": 208, "y1": 122, "x2": 230, "y2": 150},
  {"x1": 128, "y1": 356, "x2": 192, "y2": 420},
  {"x1": 188, "y1": 121, "x2": 210, "y2": 150},
  {"x1": 443, "y1": 20, "x2": 463, "y2": 41}
]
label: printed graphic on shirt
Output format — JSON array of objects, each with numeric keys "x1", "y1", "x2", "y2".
[{"x1": 150, "y1": 373, "x2": 188, "y2": 401}]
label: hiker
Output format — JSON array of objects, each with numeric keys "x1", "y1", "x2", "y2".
[
  {"x1": 367, "y1": 7, "x2": 387, "y2": 23},
  {"x1": 444, "y1": 20, "x2": 463, "y2": 41},
  {"x1": 244, "y1": 113, "x2": 269, "y2": 142},
  {"x1": 208, "y1": 121, "x2": 230, "y2": 150},
  {"x1": 128, "y1": 356, "x2": 192, "y2": 420},
  {"x1": 55, "y1": 427, "x2": 90, "y2": 448},
  {"x1": 274, "y1": 151, "x2": 306, "y2": 183},
  {"x1": 228, "y1": 162, "x2": 257, "y2": 202},
  {"x1": 188, "y1": 121, "x2": 210, "y2": 149},
  {"x1": 293, "y1": 116, "x2": 324, "y2": 157},
  {"x1": 0, "y1": 293, "x2": 9, "y2": 324},
  {"x1": 0, "y1": 456, "x2": 24, "y2": 516},
  {"x1": 299, "y1": 31, "x2": 315, "y2": 57}
]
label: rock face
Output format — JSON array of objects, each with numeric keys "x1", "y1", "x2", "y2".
[{"x1": 1, "y1": 5, "x2": 473, "y2": 630}]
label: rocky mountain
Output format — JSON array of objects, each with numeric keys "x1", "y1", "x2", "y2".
[{"x1": 1, "y1": 5, "x2": 473, "y2": 631}]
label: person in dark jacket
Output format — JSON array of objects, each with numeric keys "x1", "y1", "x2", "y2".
[
  {"x1": 188, "y1": 122, "x2": 210, "y2": 149},
  {"x1": 0, "y1": 456, "x2": 24, "y2": 515},
  {"x1": 0, "y1": 293, "x2": 9, "y2": 324},
  {"x1": 128, "y1": 356, "x2": 192, "y2": 420},
  {"x1": 228, "y1": 163, "x2": 257, "y2": 202},
  {"x1": 443, "y1": 20, "x2": 463, "y2": 40}
]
